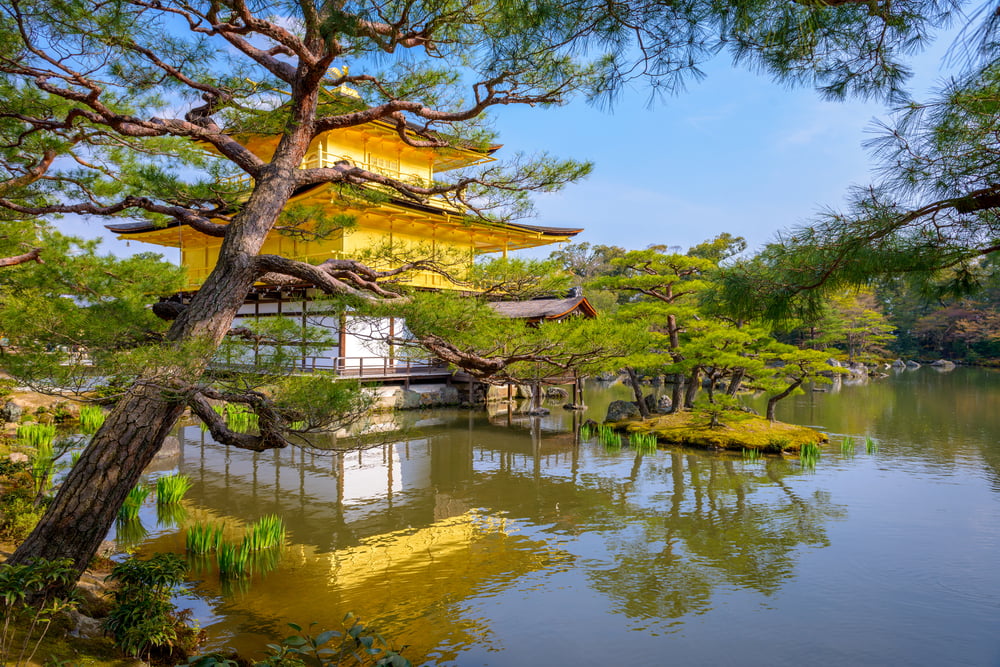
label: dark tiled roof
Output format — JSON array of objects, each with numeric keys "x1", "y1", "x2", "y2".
[{"x1": 488, "y1": 295, "x2": 596, "y2": 320}]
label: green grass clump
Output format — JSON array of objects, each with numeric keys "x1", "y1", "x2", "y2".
[
  {"x1": 742, "y1": 448, "x2": 762, "y2": 462},
  {"x1": 77, "y1": 405, "x2": 105, "y2": 434},
  {"x1": 597, "y1": 424, "x2": 621, "y2": 448},
  {"x1": 118, "y1": 483, "x2": 150, "y2": 521},
  {"x1": 16, "y1": 423, "x2": 56, "y2": 448},
  {"x1": 865, "y1": 436, "x2": 879, "y2": 454},
  {"x1": 840, "y1": 436, "x2": 856, "y2": 457},
  {"x1": 186, "y1": 522, "x2": 225, "y2": 555},
  {"x1": 30, "y1": 441, "x2": 55, "y2": 499},
  {"x1": 217, "y1": 541, "x2": 250, "y2": 580},
  {"x1": 800, "y1": 442, "x2": 822, "y2": 470},
  {"x1": 579, "y1": 423, "x2": 593, "y2": 440},
  {"x1": 244, "y1": 515, "x2": 286, "y2": 552},
  {"x1": 155, "y1": 474, "x2": 192, "y2": 505},
  {"x1": 225, "y1": 404, "x2": 259, "y2": 433},
  {"x1": 629, "y1": 432, "x2": 658, "y2": 453}
]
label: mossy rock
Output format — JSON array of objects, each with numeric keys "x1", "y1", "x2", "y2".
[{"x1": 613, "y1": 412, "x2": 827, "y2": 453}]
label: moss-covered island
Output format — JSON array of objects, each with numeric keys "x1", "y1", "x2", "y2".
[{"x1": 608, "y1": 413, "x2": 828, "y2": 453}]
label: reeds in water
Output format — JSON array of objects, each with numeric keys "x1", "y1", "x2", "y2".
[
  {"x1": 840, "y1": 436, "x2": 856, "y2": 457},
  {"x1": 114, "y1": 517, "x2": 148, "y2": 551},
  {"x1": 156, "y1": 502, "x2": 188, "y2": 528},
  {"x1": 156, "y1": 474, "x2": 192, "y2": 505},
  {"x1": 217, "y1": 541, "x2": 250, "y2": 580},
  {"x1": 629, "y1": 432, "x2": 658, "y2": 453},
  {"x1": 244, "y1": 515, "x2": 286, "y2": 552},
  {"x1": 579, "y1": 423, "x2": 593, "y2": 440},
  {"x1": 225, "y1": 404, "x2": 259, "y2": 434},
  {"x1": 118, "y1": 483, "x2": 150, "y2": 521},
  {"x1": 800, "y1": 442, "x2": 822, "y2": 470},
  {"x1": 865, "y1": 436, "x2": 879, "y2": 454},
  {"x1": 77, "y1": 405, "x2": 105, "y2": 434},
  {"x1": 742, "y1": 448, "x2": 762, "y2": 462},
  {"x1": 16, "y1": 423, "x2": 56, "y2": 448},
  {"x1": 186, "y1": 522, "x2": 225, "y2": 555},
  {"x1": 597, "y1": 424, "x2": 621, "y2": 448},
  {"x1": 30, "y1": 441, "x2": 55, "y2": 498}
]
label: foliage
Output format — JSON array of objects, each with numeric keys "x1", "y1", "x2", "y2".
[
  {"x1": 714, "y1": 47, "x2": 1000, "y2": 322},
  {"x1": 186, "y1": 522, "x2": 224, "y2": 556},
  {"x1": 104, "y1": 554, "x2": 196, "y2": 661},
  {"x1": 77, "y1": 406, "x2": 105, "y2": 435},
  {"x1": 0, "y1": 493, "x2": 44, "y2": 543},
  {"x1": 15, "y1": 424, "x2": 55, "y2": 449},
  {"x1": 806, "y1": 291, "x2": 896, "y2": 362},
  {"x1": 260, "y1": 618, "x2": 410, "y2": 667},
  {"x1": 0, "y1": 558, "x2": 80, "y2": 667},
  {"x1": 800, "y1": 442, "x2": 822, "y2": 470},
  {"x1": 628, "y1": 431, "x2": 658, "y2": 453},
  {"x1": 385, "y1": 291, "x2": 648, "y2": 385},
  {"x1": 692, "y1": 395, "x2": 750, "y2": 430},
  {"x1": 118, "y1": 484, "x2": 150, "y2": 521},
  {"x1": 244, "y1": 515, "x2": 286, "y2": 552},
  {"x1": 216, "y1": 542, "x2": 250, "y2": 581},
  {"x1": 29, "y1": 441, "x2": 54, "y2": 504},
  {"x1": 0, "y1": 223, "x2": 184, "y2": 395},
  {"x1": 156, "y1": 474, "x2": 192, "y2": 505}
]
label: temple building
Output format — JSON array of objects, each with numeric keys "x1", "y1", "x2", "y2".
[{"x1": 108, "y1": 114, "x2": 585, "y2": 376}]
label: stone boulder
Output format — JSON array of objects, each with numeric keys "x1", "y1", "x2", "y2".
[
  {"x1": 930, "y1": 359, "x2": 956, "y2": 369},
  {"x1": 656, "y1": 395, "x2": 673, "y2": 413},
  {"x1": 605, "y1": 400, "x2": 640, "y2": 422},
  {"x1": 395, "y1": 385, "x2": 462, "y2": 409},
  {"x1": 892, "y1": 359, "x2": 906, "y2": 368},
  {"x1": 905, "y1": 360, "x2": 921, "y2": 369},
  {"x1": 0, "y1": 400, "x2": 22, "y2": 423},
  {"x1": 643, "y1": 394, "x2": 658, "y2": 414},
  {"x1": 545, "y1": 386, "x2": 570, "y2": 400}
]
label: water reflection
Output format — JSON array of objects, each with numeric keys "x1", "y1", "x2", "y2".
[{"x1": 130, "y1": 369, "x2": 1000, "y2": 666}]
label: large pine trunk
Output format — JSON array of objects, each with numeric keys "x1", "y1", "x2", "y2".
[{"x1": 8, "y1": 154, "x2": 310, "y2": 581}]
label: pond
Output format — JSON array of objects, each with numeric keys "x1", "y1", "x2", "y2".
[{"x1": 129, "y1": 367, "x2": 1000, "y2": 666}]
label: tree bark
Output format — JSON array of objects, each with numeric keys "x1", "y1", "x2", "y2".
[
  {"x1": 625, "y1": 366, "x2": 650, "y2": 418},
  {"x1": 766, "y1": 378, "x2": 803, "y2": 421},
  {"x1": 683, "y1": 367, "x2": 701, "y2": 409},
  {"x1": 726, "y1": 368, "x2": 745, "y2": 396}
]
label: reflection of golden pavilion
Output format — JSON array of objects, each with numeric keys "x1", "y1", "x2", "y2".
[{"x1": 174, "y1": 510, "x2": 571, "y2": 661}]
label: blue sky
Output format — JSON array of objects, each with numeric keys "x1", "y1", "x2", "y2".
[
  {"x1": 62, "y1": 25, "x2": 961, "y2": 263},
  {"x1": 493, "y1": 31, "x2": 961, "y2": 258}
]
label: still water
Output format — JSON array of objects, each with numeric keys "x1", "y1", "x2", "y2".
[{"x1": 134, "y1": 367, "x2": 1000, "y2": 666}]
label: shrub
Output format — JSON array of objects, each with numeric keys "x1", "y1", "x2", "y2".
[
  {"x1": 0, "y1": 494, "x2": 45, "y2": 543},
  {"x1": 104, "y1": 554, "x2": 201, "y2": 662},
  {"x1": 0, "y1": 558, "x2": 81, "y2": 667}
]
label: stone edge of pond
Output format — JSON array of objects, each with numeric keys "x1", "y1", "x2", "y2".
[{"x1": 605, "y1": 414, "x2": 828, "y2": 453}]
